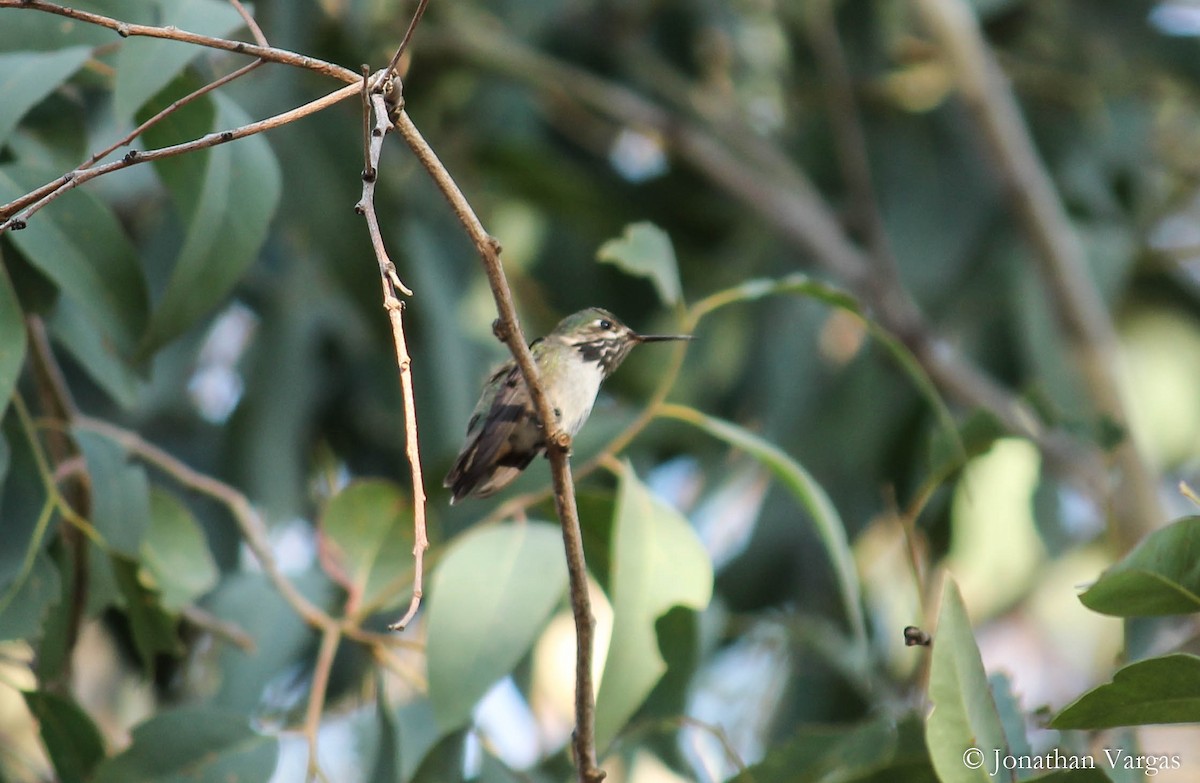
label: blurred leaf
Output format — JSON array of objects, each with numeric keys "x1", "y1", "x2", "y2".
[
  {"x1": 0, "y1": 261, "x2": 25, "y2": 418},
  {"x1": 23, "y1": 690, "x2": 105, "y2": 783},
  {"x1": 1051, "y1": 653, "x2": 1200, "y2": 729},
  {"x1": 0, "y1": 165, "x2": 149, "y2": 354},
  {"x1": 93, "y1": 706, "x2": 278, "y2": 783},
  {"x1": 926, "y1": 579, "x2": 1014, "y2": 783},
  {"x1": 594, "y1": 462, "x2": 712, "y2": 752},
  {"x1": 46, "y1": 296, "x2": 142, "y2": 409},
  {"x1": 0, "y1": 1, "x2": 156, "y2": 52},
  {"x1": 427, "y1": 522, "x2": 568, "y2": 733},
  {"x1": 140, "y1": 93, "x2": 281, "y2": 353},
  {"x1": 0, "y1": 551, "x2": 61, "y2": 642},
  {"x1": 0, "y1": 47, "x2": 93, "y2": 147},
  {"x1": 370, "y1": 670, "x2": 401, "y2": 783},
  {"x1": 1078, "y1": 517, "x2": 1200, "y2": 616},
  {"x1": 205, "y1": 571, "x2": 328, "y2": 714},
  {"x1": 140, "y1": 488, "x2": 218, "y2": 612},
  {"x1": 113, "y1": 0, "x2": 247, "y2": 121},
  {"x1": 409, "y1": 730, "x2": 468, "y2": 783},
  {"x1": 597, "y1": 221, "x2": 682, "y2": 306},
  {"x1": 659, "y1": 405, "x2": 866, "y2": 650},
  {"x1": 74, "y1": 429, "x2": 150, "y2": 557},
  {"x1": 1025, "y1": 772, "x2": 1114, "y2": 783},
  {"x1": 396, "y1": 698, "x2": 445, "y2": 783},
  {"x1": 318, "y1": 479, "x2": 412, "y2": 614},
  {"x1": 990, "y1": 673, "x2": 1032, "y2": 767},
  {"x1": 112, "y1": 554, "x2": 183, "y2": 673}
]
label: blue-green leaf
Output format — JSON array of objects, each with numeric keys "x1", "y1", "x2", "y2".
[
  {"x1": 0, "y1": 48, "x2": 93, "y2": 147},
  {"x1": 1052, "y1": 653, "x2": 1200, "y2": 729},
  {"x1": 426, "y1": 523, "x2": 568, "y2": 733},
  {"x1": 23, "y1": 690, "x2": 105, "y2": 783},
  {"x1": 926, "y1": 579, "x2": 1015, "y2": 783},
  {"x1": 597, "y1": 222, "x2": 683, "y2": 306},
  {"x1": 0, "y1": 262, "x2": 26, "y2": 419},
  {"x1": 74, "y1": 429, "x2": 150, "y2": 557},
  {"x1": 93, "y1": 706, "x2": 278, "y2": 783},
  {"x1": 0, "y1": 165, "x2": 149, "y2": 354},
  {"x1": 594, "y1": 463, "x2": 712, "y2": 751},
  {"x1": 113, "y1": 0, "x2": 248, "y2": 121},
  {"x1": 1079, "y1": 516, "x2": 1200, "y2": 616},
  {"x1": 140, "y1": 93, "x2": 281, "y2": 352},
  {"x1": 140, "y1": 488, "x2": 218, "y2": 612}
]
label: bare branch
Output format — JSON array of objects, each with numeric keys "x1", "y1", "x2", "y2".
[
  {"x1": 303, "y1": 625, "x2": 343, "y2": 781},
  {"x1": 0, "y1": 0, "x2": 358, "y2": 83},
  {"x1": 385, "y1": 0, "x2": 431, "y2": 79},
  {"x1": 392, "y1": 106, "x2": 605, "y2": 783}
]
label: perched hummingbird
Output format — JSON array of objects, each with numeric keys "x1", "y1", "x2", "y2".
[{"x1": 444, "y1": 308, "x2": 691, "y2": 503}]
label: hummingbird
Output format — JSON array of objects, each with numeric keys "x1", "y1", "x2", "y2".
[{"x1": 444, "y1": 307, "x2": 691, "y2": 503}]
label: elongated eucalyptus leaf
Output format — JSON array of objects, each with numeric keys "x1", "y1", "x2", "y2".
[
  {"x1": 93, "y1": 706, "x2": 278, "y2": 783},
  {"x1": 23, "y1": 690, "x2": 105, "y2": 783},
  {"x1": 426, "y1": 523, "x2": 568, "y2": 732},
  {"x1": 594, "y1": 463, "x2": 712, "y2": 751},
  {"x1": 0, "y1": 263, "x2": 25, "y2": 418},
  {"x1": 0, "y1": 47, "x2": 93, "y2": 146},
  {"x1": 1079, "y1": 516, "x2": 1200, "y2": 616},
  {"x1": 1051, "y1": 653, "x2": 1200, "y2": 728},
  {"x1": 926, "y1": 579, "x2": 1017, "y2": 783}
]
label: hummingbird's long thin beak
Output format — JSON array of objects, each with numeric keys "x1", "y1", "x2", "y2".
[{"x1": 636, "y1": 333, "x2": 693, "y2": 343}]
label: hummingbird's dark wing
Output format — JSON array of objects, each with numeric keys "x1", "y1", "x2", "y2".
[{"x1": 443, "y1": 361, "x2": 543, "y2": 503}]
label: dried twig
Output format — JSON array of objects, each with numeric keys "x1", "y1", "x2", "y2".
[
  {"x1": 392, "y1": 107, "x2": 605, "y2": 783},
  {"x1": 384, "y1": 0, "x2": 431, "y2": 79},
  {"x1": 352, "y1": 72, "x2": 428, "y2": 631}
]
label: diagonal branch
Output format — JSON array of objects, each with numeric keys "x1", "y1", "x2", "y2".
[
  {"x1": 391, "y1": 105, "x2": 605, "y2": 783},
  {"x1": 912, "y1": 0, "x2": 1163, "y2": 549}
]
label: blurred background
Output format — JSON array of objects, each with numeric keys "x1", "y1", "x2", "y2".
[{"x1": 3, "y1": 0, "x2": 1200, "y2": 780}]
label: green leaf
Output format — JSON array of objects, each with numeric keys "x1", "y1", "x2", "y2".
[
  {"x1": 111, "y1": 554, "x2": 183, "y2": 673},
  {"x1": 140, "y1": 488, "x2": 218, "y2": 612},
  {"x1": 926, "y1": 579, "x2": 1015, "y2": 783},
  {"x1": 1051, "y1": 653, "x2": 1200, "y2": 729},
  {"x1": 1078, "y1": 516, "x2": 1200, "y2": 616},
  {"x1": 0, "y1": 261, "x2": 26, "y2": 418},
  {"x1": 23, "y1": 690, "x2": 105, "y2": 783},
  {"x1": 113, "y1": 0, "x2": 248, "y2": 121},
  {"x1": 597, "y1": 221, "x2": 683, "y2": 306},
  {"x1": 140, "y1": 93, "x2": 282, "y2": 353},
  {"x1": 735, "y1": 715, "x2": 937, "y2": 783},
  {"x1": 318, "y1": 479, "x2": 412, "y2": 613},
  {"x1": 659, "y1": 405, "x2": 866, "y2": 650},
  {"x1": 594, "y1": 463, "x2": 712, "y2": 751},
  {"x1": 74, "y1": 429, "x2": 151, "y2": 557},
  {"x1": 0, "y1": 551, "x2": 61, "y2": 642},
  {"x1": 0, "y1": 165, "x2": 149, "y2": 354},
  {"x1": 370, "y1": 670, "x2": 402, "y2": 783},
  {"x1": 426, "y1": 522, "x2": 569, "y2": 733},
  {"x1": 0, "y1": 47, "x2": 93, "y2": 147},
  {"x1": 93, "y1": 706, "x2": 278, "y2": 783},
  {"x1": 46, "y1": 296, "x2": 142, "y2": 409}
]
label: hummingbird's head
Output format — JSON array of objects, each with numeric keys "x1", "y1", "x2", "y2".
[{"x1": 553, "y1": 308, "x2": 691, "y2": 377}]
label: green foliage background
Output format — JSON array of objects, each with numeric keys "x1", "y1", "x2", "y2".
[{"x1": 2, "y1": 0, "x2": 1200, "y2": 781}]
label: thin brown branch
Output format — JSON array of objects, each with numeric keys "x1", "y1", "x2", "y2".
[
  {"x1": 228, "y1": 0, "x2": 269, "y2": 48},
  {"x1": 0, "y1": 0, "x2": 358, "y2": 83},
  {"x1": 303, "y1": 625, "x2": 343, "y2": 782},
  {"x1": 385, "y1": 0, "x2": 431, "y2": 79},
  {"x1": 73, "y1": 417, "x2": 334, "y2": 632},
  {"x1": 1, "y1": 82, "x2": 361, "y2": 231},
  {"x1": 351, "y1": 76, "x2": 427, "y2": 631},
  {"x1": 912, "y1": 0, "x2": 1163, "y2": 549},
  {"x1": 392, "y1": 107, "x2": 605, "y2": 783}
]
